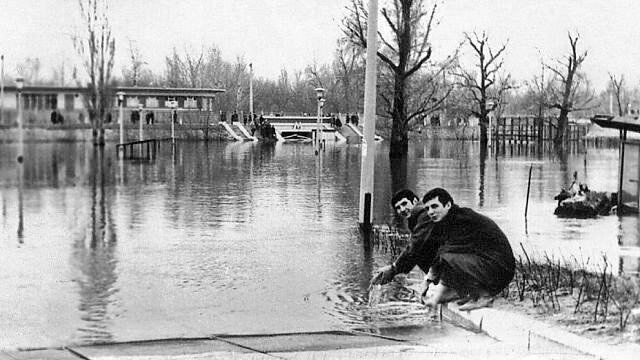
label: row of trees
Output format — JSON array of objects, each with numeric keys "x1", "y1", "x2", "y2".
[{"x1": 16, "y1": 0, "x2": 637, "y2": 156}]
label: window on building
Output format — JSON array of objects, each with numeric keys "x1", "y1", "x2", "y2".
[
  {"x1": 126, "y1": 97, "x2": 140, "y2": 108},
  {"x1": 146, "y1": 97, "x2": 159, "y2": 108},
  {"x1": 45, "y1": 94, "x2": 57, "y2": 110},
  {"x1": 184, "y1": 97, "x2": 198, "y2": 108},
  {"x1": 64, "y1": 94, "x2": 74, "y2": 111}
]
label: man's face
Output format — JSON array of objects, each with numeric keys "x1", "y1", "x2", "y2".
[
  {"x1": 424, "y1": 196, "x2": 451, "y2": 222},
  {"x1": 394, "y1": 197, "x2": 418, "y2": 219}
]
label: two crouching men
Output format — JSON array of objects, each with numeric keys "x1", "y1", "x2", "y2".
[{"x1": 371, "y1": 188, "x2": 515, "y2": 311}]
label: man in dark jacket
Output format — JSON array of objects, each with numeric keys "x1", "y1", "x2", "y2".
[
  {"x1": 370, "y1": 189, "x2": 437, "y2": 287},
  {"x1": 420, "y1": 188, "x2": 515, "y2": 310}
]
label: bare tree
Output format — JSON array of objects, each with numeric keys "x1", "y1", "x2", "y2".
[
  {"x1": 452, "y1": 31, "x2": 512, "y2": 145},
  {"x1": 332, "y1": 39, "x2": 364, "y2": 113},
  {"x1": 608, "y1": 73, "x2": 627, "y2": 116},
  {"x1": 72, "y1": 0, "x2": 116, "y2": 146},
  {"x1": 16, "y1": 58, "x2": 43, "y2": 84},
  {"x1": 184, "y1": 47, "x2": 205, "y2": 88},
  {"x1": 544, "y1": 32, "x2": 594, "y2": 144},
  {"x1": 124, "y1": 39, "x2": 147, "y2": 86},
  {"x1": 343, "y1": 0, "x2": 441, "y2": 158}
]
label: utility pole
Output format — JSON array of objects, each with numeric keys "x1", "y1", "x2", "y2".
[
  {"x1": 0, "y1": 55, "x2": 4, "y2": 124},
  {"x1": 249, "y1": 63, "x2": 254, "y2": 120},
  {"x1": 358, "y1": 0, "x2": 378, "y2": 231}
]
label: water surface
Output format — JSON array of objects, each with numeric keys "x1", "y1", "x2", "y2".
[{"x1": 0, "y1": 140, "x2": 637, "y2": 348}]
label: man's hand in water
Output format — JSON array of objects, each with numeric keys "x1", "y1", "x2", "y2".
[{"x1": 369, "y1": 264, "x2": 397, "y2": 288}]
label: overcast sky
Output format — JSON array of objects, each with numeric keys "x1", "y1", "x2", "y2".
[{"x1": 1, "y1": 0, "x2": 638, "y2": 91}]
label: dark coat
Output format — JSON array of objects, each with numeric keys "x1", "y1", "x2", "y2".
[
  {"x1": 394, "y1": 204, "x2": 515, "y2": 297},
  {"x1": 430, "y1": 205, "x2": 515, "y2": 296},
  {"x1": 394, "y1": 205, "x2": 439, "y2": 275}
]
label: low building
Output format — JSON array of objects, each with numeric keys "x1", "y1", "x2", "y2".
[{"x1": 0, "y1": 85, "x2": 225, "y2": 126}]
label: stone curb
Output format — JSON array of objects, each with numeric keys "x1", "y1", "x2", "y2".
[{"x1": 440, "y1": 302, "x2": 640, "y2": 360}]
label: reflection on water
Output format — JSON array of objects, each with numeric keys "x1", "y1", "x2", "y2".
[
  {"x1": 0, "y1": 140, "x2": 638, "y2": 348},
  {"x1": 71, "y1": 147, "x2": 119, "y2": 343}
]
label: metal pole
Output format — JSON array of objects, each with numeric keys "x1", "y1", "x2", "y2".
[
  {"x1": 525, "y1": 164, "x2": 533, "y2": 217},
  {"x1": 0, "y1": 54, "x2": 4, "y2": 124},
  {"x1": 316, "y1": 98, "x2": 321, "y2": 155},
  {"x1": 249, "y1": 63, "x2": 254, "y2": 118},
  {"x1": 488, "y1": 113, "x2": 492, "y2": 147},
  {"x1": 171, "y1": 109, "x2": 175, "y2": 143},
  {"x1": 358, "y1": 0, "x2": 378, "y2": 229},
  {"x1": 117, "y1": 92, "x2": 124, "y2": 146},
  {"x1": 17, "y1": 85, "x2": 23, "y2": 163},
  {"x1": 138, "y1": 105, "x2": 144, "y2": 141}
]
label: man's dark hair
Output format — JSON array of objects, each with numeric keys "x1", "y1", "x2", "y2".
[
  {"x1": 422, "y1": 187, "x2": 454, "y2": 207},
  {"x1": 391, "y1": 189, "x2": 418, "y2": 207}
]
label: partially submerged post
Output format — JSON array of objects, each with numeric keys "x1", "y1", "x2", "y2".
[
  {"x1": 138, "y1": 103, "x2": 144, "y2": 141},
  {"x1": 116, "y1": 91, "x2": 125, "y2": 150},
  {"x1": 315, "y1": 87, "x2": 326, "y2": 155},
  {"x1": 167, "y1": 100, "x2": 177, "y2": 143},
  {"x1": 525, "y1": 164, "x2": 533, "y2": 217},
  {"x1": 15, "y1": 77, "x2": 24, "y2": 163},
  {"x1": 358, "y1": 0, "x2": 378, "y2": 233},
  {"x1": 249, "y1": 63, "x2": 254, "y2": 121}
]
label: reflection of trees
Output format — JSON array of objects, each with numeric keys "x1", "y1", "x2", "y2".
[{"x1": 71, "y1": 147, "x2": 118, "y2": 344}]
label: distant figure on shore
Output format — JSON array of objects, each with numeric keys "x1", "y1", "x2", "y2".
[
  {"x1": 351, "y1": 114, "x2": 359, "y2": 126},
  {"x1": 50, "y1": 110, "x2": 64, "y2": 125}
]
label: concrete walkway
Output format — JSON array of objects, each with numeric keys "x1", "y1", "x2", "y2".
[
  {"x1": 0, "y1": 326, "x2": 587, "y2": 359},
  {"x1": 1, "y1": 304, "x2": 637, "y2": 359}
]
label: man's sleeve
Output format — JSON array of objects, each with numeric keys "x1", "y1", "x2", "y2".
[
  {"x1": 393, "y1": 223, "x2": 436, "y2": 274},
  {"x1": 393, "y1": 239, "x2": 419, "y2": 274}
]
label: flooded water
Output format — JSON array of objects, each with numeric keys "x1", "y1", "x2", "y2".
[{"x1": 0, "y1": 140, "x2": 638, "y2": 349}]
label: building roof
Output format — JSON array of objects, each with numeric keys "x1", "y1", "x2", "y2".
[
  {"x1": 591, "y1": 114, "x2": 640, "y2": 133},
  {"x1": 115, "y1": 86, "x2": 225, "y2": 97},
  {"x1": 1, "y1": 85, "x2": 226, "y2": 96}
]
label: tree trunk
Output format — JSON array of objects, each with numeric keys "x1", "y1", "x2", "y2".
[
  {"x1": 479, "y1": 116, "x2": 488, "y2": 146},
  {"x1": 389, "y1": 74, "x2": 408, "y2": 158},
  {"x1": 555, "y1": 108, "x2": 569, "y2": 144}
]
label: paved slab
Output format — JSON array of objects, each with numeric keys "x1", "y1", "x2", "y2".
[
  {"x1": 70, "y1": 339, "x2": 251, "y2": 358},
  {"x1": 442, "y1": 302, "x2": 639, "y2": 360},
  {"x1": 0, "y1": 348, "x2": 78, "y2": 360}
]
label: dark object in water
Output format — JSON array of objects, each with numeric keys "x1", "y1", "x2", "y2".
[{"x1": 553, "y1": 190, "x2": 616, "y2": 218}]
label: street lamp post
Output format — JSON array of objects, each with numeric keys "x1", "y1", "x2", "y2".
[
  {"x1": 249, "y1": 63, "x2": 254, "y2": 122},
  {"x1": 116, "y1": 92, "x2": 125, "y2": 147},
  {"x1": 315, "y1": 87, "x2": 325, "y2": 155},
  {"x1": 168, "y1": 101, "x2": 177, "y2": 143},
  {"x1": 138, "y1": 103, "x2": 144, "y2": 141},
  {"x1": 1, "y1": 54, "x2": 5, "y2": 125},
  {"x1": 16, "y1": 77, "x2": 24, "y2": 163}
]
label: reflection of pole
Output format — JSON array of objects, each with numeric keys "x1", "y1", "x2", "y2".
[
  {"x1": 17, "y1": 162, "x2": 24, "y2": 243},
  {"x1": 358, "y1": 0, "x2": 378, "y2": 230}
]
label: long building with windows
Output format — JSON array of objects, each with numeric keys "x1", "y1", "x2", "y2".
[{"x1": 0, "y1": 85, "x2": 225, "y2": 126}]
